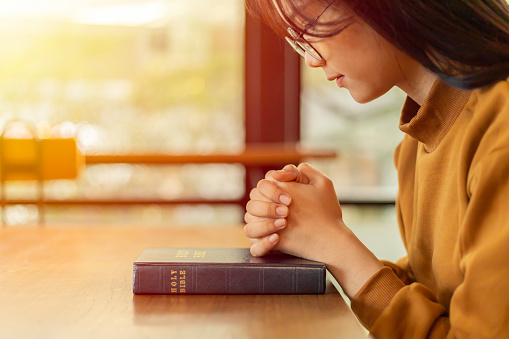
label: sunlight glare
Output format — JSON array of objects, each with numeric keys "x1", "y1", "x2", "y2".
[
  {"x1": 0, "y1": 0, "x2": 82, "y2": 18},
  {"x1": 74, "y1": 1, "x2": 167, "y2": 26}
]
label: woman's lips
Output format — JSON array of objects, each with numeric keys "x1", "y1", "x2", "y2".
[
  {"x1": 335, "y1": 75, "x2": 345, "y2": 88},
  {"x1": 328, "y1": 75, "x2": 345, "y2": 88}
]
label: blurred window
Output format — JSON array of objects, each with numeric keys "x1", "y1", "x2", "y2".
[
  {"x1": 301, "y1": 66, "x2": 406, "y2": 203},
  {"x1": 0, "y1": 0, "x2": 245, "y2": 225},
  {"x1": 0, "y1": 0, "x2": 244, "y2": 153},
  {"x1": 301, "y1": 63, "x2": 408, "y2": 261}
]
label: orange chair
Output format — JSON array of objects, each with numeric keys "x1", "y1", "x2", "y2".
[{"x1": 0, "y1": 122, "x2": 83, "y2": 225}]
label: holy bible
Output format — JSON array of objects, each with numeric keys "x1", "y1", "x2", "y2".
[{"x1": 133, "y1": 247, "x2": 326, "y2": 295}]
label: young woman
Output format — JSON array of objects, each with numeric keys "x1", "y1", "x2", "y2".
[{"x1": 243, "y1": 0, "x2": 509, "y2": 337}]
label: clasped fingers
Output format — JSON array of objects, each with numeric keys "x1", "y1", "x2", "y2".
[
  {"x1": 249, "y1": 233, "x2": 280, "y2": 257},
  {"x1": 253, "y1": 179, "x2": 292, "y2": 205},
  {"x1": 244, "y1": 218, "x2": 287, "y2": 239},
  {"x1": 246, "y1": 199, "x2": 289, "y2": 219}
]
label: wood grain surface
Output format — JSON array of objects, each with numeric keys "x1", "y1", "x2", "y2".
[{"x1": 0, "y1": 225, "x2": 367, "y2": 339}]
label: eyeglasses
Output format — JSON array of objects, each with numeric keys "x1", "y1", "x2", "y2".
[
  {"x1": 285, "y1": 28, "x2": 322, "y2": 60},
  {"x1": 284, "y1": 0, "x2": 337, "y2": 61}
]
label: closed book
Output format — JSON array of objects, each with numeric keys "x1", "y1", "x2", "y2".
[{"x1": 133, "y1": 247, "x2": 326, "y2": 295}]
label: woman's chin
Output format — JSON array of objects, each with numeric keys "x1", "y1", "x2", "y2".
[
  {"x1": 348, "y1": 85, "x2": 390, "y2": 104},
  {"x1": 349, "y1": 91, "x2": 378, "y2": 104}
]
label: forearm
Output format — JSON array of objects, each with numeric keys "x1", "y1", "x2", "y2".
[{"x1": 316, "y1": 224, "x2": 384, "y2": 299}]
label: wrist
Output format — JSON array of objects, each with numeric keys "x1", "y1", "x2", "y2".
[{"x1": 319, "y1": 224, "x2": 384, "y2": 299}]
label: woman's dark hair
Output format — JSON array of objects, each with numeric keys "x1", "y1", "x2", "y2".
[{"x1": 246, "y1": 0, "x2": 509, "y2": 90}]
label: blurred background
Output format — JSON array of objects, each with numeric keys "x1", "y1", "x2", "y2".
[{"x1": 0, "y1": 0, "x2": 405, "y2": 261}]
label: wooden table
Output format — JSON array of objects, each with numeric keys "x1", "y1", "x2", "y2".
[{"x1": 0, "y1": 225, "x2": 367, "y2": 338}]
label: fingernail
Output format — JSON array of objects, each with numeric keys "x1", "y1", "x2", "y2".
[
  {"x1": 276, "y1": 206, "x2": 288, "y2": 217},
  {"x1": 274, "y1": 218, "x2": 286, "y2": 228},
  {"x1": 269, "y1": 234, "x2": 278, "y2": 243},
  {"x1": 279, "y1": 194, "x2": 291, "y2": 205}
]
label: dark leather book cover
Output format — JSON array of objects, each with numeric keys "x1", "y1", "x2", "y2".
[{"x1": 133, "y1": 247, "x2": 326, "y2": 295}]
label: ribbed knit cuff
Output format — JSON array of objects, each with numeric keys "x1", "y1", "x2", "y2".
[{"x1": 350, "y1": 266, "x2": 406, "y2": 329}]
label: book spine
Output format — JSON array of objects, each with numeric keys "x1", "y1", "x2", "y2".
[{"x1": 133, "y1": 264, "x2": 326, "y2": 294}]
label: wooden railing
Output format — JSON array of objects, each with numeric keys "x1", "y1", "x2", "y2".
[
  {"x1": 84, "y1": 143, "x2": 336, "y2": 166},
  {"x1": 1, "y1": 142, "x2": 337, "y2": 224}
]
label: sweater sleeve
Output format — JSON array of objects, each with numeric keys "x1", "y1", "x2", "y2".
[
  {"x1": 382, "y1": 258, "x2": 415, "y2": 285},
  {"x1": 351, "y1": 149, "x2": 509, "y2": 338}
]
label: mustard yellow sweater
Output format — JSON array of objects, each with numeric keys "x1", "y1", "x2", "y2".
[{"x1": 351, "y1": 78, "x2": 509, "y2": 338}]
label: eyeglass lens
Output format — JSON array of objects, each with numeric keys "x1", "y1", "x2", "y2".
[{"x1": 286, "y1": 28, "x2": 322, "y2": 60}]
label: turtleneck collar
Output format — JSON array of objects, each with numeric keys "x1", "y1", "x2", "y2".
[{"x1": 399, "y1": 78, "x2": 472, "y2": 152}]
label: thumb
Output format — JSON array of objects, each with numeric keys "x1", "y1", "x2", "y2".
[
  {"x1": 271, "y1": 164, "x2": 310, "y2": 184},
  {"x1": 296, "y1": 163, "x2": 324, "y2": 184}
]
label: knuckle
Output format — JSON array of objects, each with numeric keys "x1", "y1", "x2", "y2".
[
  {"x1": 256, "y1": 179, "x2": 270, "y2": 190},
  {"x1": 244, "y1": 212, "x2": 261, "y2": 224},
  {"x1": 321, "y1": 175, "x2": 334, "y2": 188},
  {"x1": 244, "y1": 224, "x2": 252, "y2": 237},
  {"x1": 265, "y1": 170, "x2": 275, "y2": 180},
  {"x1": 246, "y1": 200, "x2": 263, "y2": 217},
  {"x1": 284, "y1": 164, "x2": 297, "y2": 171},
  {"x1": 249, "y1": 188, "x2": 258, "y2": 200},
  {"x1": 258, "y1": 179, "x2": 279, "y2": 200},
  {"x1": 298, "y1": 162, "x2": 310, "y2": 170},
  {"x1": 246, "y1": 200, "x2": 256, "y2": 214}
]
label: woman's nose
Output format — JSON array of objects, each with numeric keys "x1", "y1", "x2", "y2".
[{"x1": 304, "y1": 52, "x2": 325, "y2": 68}]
